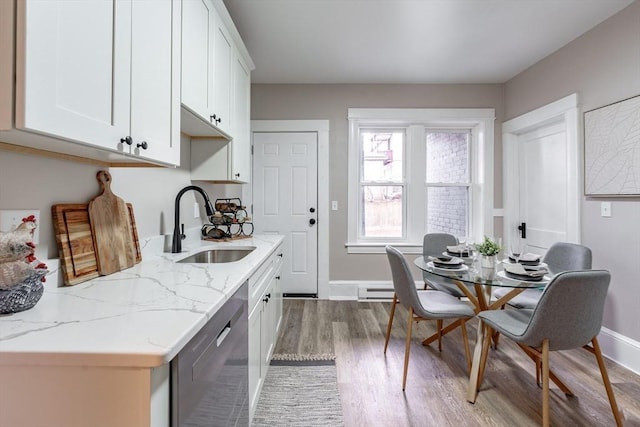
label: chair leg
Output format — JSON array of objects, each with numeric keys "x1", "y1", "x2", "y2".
[
  {"x1": 402, "y1": 307, "x2": 414, "y2": 391},
  {"x1": 437, "y1": 319, "x2": 443, "y2": 352},
  {"x1": 541, "y1": 339, "x2": 550, "y2": 427},
  {"x1": 477, "y1": 323, "x2": 492, "y2": 389},
  {"x1": 460, "y1": 320, "x2": 471, "y2": 374},
  {"x1": 591, "y1": 337, "x2": 624, "y2": 427},
  {"x1": 384, "y1": 294, "x2": 397, "y2": 354}
]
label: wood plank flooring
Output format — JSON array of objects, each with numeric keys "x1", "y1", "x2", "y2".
[{"x1": 274, "y1": 299, "x2": 640, "y2": 427}]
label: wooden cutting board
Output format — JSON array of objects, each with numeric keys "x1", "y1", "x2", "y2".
[
  {"x1": 52, "y1": 203, "x2": 141, "y2": 286},
  {"x1": 88, "y1": 170, "x2": 138, "y2": 275}
]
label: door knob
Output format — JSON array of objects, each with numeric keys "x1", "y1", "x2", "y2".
[
  {"x1": 309, "y1": 207, "x2": 315, "y2": 213},
  {"x1": 309, "y1": 218, "x2": 316, "y2": 225}
]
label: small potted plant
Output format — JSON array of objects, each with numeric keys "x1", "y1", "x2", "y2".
[{"x1": 475, "y1": 236, "x2": 502, "y2": 279}]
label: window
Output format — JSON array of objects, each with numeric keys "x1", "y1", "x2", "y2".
[
  {"x1": 426, "y1": 130, "x2": 471, "y2": 238},
  {"x1": 347, "y1": 108, "x2": 495, "y2": 254},
  {"x1": 359, "y1": 130, "x2": 405, "y2": 239}
]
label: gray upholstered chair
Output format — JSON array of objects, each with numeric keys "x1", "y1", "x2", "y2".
[
  {"x1": 383, "y1": 245, "x2": 474, "y2": 390},
  {"x1": 475, "y1": 270, "x2": 622, "y2": 427},
  {"x1": 422, "y1": 233, "x2": 475, "y2": 298},
  {"x1": 494, "y1": 242, "x2": 592, "y2": 308}
]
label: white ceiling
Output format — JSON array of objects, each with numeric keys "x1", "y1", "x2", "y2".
[{"x1": 223, "y1": 0, "x2": 634, "y2": 84}]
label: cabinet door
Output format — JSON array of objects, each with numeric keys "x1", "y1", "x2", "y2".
[
  {"x1": 130, "y1": 0, "x2": 181, "y2": 166},
  {"x1": 15, "y1": 0, "x2": 131, "y2": 151},
  {"x1": 212, "y1": 12, "x2": 232, "y2": 134},
  {"x1": 248, "y1": 301, "x2": 263, "y2": 418},
  {"x1": 230, "y1": 53, "x2": 251, "y2": 182},
  {"x1": 181, "y1": 0, "x2": 214, "y2": 120},
  {"x1": 261, "y1": 278, "x2": 276, "y2": 366}
]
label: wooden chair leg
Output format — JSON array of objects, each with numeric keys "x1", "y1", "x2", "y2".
[
  {"x1": 460, "y1": 320, "x2": 471, "y2": 374},
  {"x1": 402, "y1": 307, "x2": 414, "y2": 391},
  {"x1": 591, "y1": 337, "x2": 624, "y2": 427},
  {"x1": 437, "y1": 319, "x2": 443, "y2": 352},
  {"x1": 477, "y1": 324, "x2": 492, "y2": 389},
  {"x1": 384, "y1": 294, "x2": 397, "y2": 354},
  {"x1": 541, "y1": 339, "x2": 550, "y2": 427}
]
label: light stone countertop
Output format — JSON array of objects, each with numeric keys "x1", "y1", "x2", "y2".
[{"x1": 0, "y1": 233, "x2": 284, "y2": 368}]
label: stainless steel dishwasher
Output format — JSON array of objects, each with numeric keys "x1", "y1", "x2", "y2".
[{"x1": 171, "y1": 282, "x2": 249, "y2": 427}]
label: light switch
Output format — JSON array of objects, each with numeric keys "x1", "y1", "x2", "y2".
[
  {"x1": 601, "y1": 202, "x2": 611, "y2": 217},
  {"x1": 331, "y1": 201, "x2": 338, "y2": 211}
]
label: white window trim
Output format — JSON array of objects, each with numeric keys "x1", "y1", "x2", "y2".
[{"x1": 346, "y1": 108, "x2": 495, "y2": 254}]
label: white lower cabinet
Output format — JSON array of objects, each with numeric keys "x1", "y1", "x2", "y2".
[{"x1": 248, "y1": 245, "x2": 283, "y2": 422}]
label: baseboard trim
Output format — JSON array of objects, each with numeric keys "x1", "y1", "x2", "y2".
[{"x1": 598, "y1": 326, "x2": 640, "y2": 376}]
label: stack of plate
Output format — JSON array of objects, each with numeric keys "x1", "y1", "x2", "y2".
[
  {"x1": 502, "y1": 262, "x2": 548, "y2": 282},
  {"x1": 427, "y1": 255, "x2": 468, "y2": 272},
  {"x1": 507, "y1": 252, "x2": 542, "y2": 266}
]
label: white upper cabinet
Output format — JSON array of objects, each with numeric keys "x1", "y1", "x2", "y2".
[
  {"x1": 1, "y1": 0, "x2": 181, "y2": 167},
  {"x1": 129, "y1": 0, "x2": 181, "y2": 166},
  {"x1": 181, "y1": 0, "x2": 214, "y2": 123},
  {"x1": 16, "y1": 0, "x2": 132, "y2": 150},
  {"x1": 212, "y1": 12, "x2": 233, "y2": 134},
  {"x1": 181, "y1": 0, "x2": 247, "y2": 139},
  {"x1": 183, "y1": 0, "x2": 255, "y2": 182},
  {"x1": 230, "y1": 53, "x2": 251, "y2": 182}
]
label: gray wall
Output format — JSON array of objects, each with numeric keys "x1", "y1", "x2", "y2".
[
  {"x1": 251, "y1": 84, "x2": 504, "y2": 280},
  {"x1": 0, "y1": 135, "x2": 240, "y2": 259},
  {"x1": 504, "y1": 1, "x2": 640, "y2": 340}
]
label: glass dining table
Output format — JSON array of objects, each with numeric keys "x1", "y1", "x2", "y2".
[{"x1": 413, "y1": 255, "x2": 553, "y2": 403}]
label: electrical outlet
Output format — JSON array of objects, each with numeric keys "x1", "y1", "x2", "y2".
[
  {"x1": 0, "y1": 209, "x2": 41, "y2": 244},
  {"x1": 194, "y1": 202, "x2": 200, "y2": 219},
  {"x1": 331, "y1": 201, "x2": 338, "y2": 211}
]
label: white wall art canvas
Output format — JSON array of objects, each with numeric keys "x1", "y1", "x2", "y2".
[{"x1": 584, "y1": 94, "x2": 640, "y2": 196}]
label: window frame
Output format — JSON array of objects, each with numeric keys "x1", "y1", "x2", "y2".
[{"x1": 347, "y1": 108, "x2": 495, "y2": 254}]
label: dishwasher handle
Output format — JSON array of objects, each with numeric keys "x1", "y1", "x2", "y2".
[{"x1": 216, "y1": 321, "x2": 232, "y2": 347}]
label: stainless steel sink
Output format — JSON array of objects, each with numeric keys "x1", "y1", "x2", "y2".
[{"x1": 176, "y1": 247, "x2": 256, "y2": 264}]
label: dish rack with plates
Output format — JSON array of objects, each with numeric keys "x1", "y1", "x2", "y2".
[{"x1": 202, "y1": 198, "x2": 254, "y2": 239}]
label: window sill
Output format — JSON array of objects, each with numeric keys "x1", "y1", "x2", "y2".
[{"x1": 345, "y1": 243, "x2": 422, "y2": 254}]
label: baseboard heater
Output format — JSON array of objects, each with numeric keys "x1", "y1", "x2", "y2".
[
  {"x1": 358, "y1": 286, "x2": 394, "y2": 301},
  {"x1": 284, "y1": 293, "x2": 318, "y2": 298}
]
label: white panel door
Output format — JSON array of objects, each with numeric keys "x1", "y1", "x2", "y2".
[
  {"x1": 518, "y1": 123, "x2": 568, "y2": 253},
  {"x1": 503, "y1": 94, "x2": 581, "y2": 257},
  {"x1": 253, "y1": 132, "x2": 318, "y2": 296},
  {"x1": 16, "y1": 0, "x2": 131, "y2": 150}
]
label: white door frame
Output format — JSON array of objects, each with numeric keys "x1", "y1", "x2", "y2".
[
  {"x1": 250, "y1": 120, "x2": 330, "y2": 299},
  {"x1": 503, "y1": 93, "x2": 581, "y2": 247}
]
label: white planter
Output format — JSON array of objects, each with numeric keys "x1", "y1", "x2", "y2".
[{"x1": 480, "y1": 255, "x2": 497, "y2": 280}]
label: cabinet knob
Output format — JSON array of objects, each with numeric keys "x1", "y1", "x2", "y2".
[
  {"x1": 278, "y1": 253, "x2": 283, "y2": 258},
  {"x1": 309, "y1": 218, "x2": 316, "y2": 225},
  {"x1": 120, "y1": 136, "x2": 133, "y2": 146},
  {"x1": 137, "y1": 141, "x2": 148, "y2": 150},
  {"x1": 210, "y1": 114, "x2": 222, "y2": 125},
  {"x1": 275, "y1": 276, "x2": 281, "y2": 280},
  {"x1": 234, "y1": 173, "x2": 241, "y2": 179}
]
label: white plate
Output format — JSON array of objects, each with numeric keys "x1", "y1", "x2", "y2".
[
  {"x1": 501, "y1": 259, "x2": 548, "y2": 269},
  {"x1": 497, "y1": 270, "x2": 550, "y2": 285},
  {"x1": 427, "y1": 261, "x2": 469, "y2": 273}
]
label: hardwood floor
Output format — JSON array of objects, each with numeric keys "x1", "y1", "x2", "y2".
[{"x1": 274, "y1": 299, "x2": 640, "y2": 426}]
